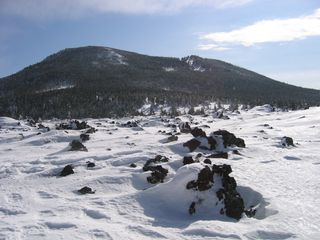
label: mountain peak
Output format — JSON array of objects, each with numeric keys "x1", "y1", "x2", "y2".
[{"x1": 0, "y1": 46, "x2": 319, "y2": 118}]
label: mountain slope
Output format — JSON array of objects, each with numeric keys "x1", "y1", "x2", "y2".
[{"x1": 0, "y1": 46, "x2": 319, "y2": 118}]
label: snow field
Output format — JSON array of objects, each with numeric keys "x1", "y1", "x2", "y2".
[{"x1": 0, "y1": 107, "x2": 319, "y2": 239}]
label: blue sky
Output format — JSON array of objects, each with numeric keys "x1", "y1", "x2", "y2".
[{"x1": 0, "y1": 0, "x2": 319, "y2": 89}]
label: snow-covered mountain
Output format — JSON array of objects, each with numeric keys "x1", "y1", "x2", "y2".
[
  {"x1": 0, "y1": 46, "x2": 319, "y2": 119},
  {"x1": 1, "y1": 106, "x2": 319, "y2": 239}
]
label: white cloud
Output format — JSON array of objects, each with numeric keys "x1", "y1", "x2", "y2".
[
  {"x1": 200, "y1": 8, "x2": 320, "y2": 47},
  {"x1": 0, "y1": 0, "x2": 252, "y2": 19},
  {"x1": 197, "y1": 43, "x2": 230, "y2": 51}
]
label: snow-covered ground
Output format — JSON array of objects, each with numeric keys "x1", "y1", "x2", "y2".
[{"x1": 0, "y1": 107, "x2": 320, "y2": 240}]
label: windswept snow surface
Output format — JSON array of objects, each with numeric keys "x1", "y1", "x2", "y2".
[{"x1": 1, "y1": 107, "x2": 320, "y2": 239}]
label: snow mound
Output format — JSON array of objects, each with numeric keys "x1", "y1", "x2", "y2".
[
  {"x1": 251, "y1": 104, "x2": 275, "y2": 113},
  {"x1": 140, "y1": 163, "x2": 247, "y2": 220},
  {"x1": 140, "y1": 163, "x2": 219, "y2": 217},
  {"x1": 0, "y1": 117, "x2": 21, "y2": 127}
]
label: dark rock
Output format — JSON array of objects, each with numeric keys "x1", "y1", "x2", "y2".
[
  {"x1": 121, "y1": 121, "x2": 140, "y2": 128},
  {"x1": 216, "y1": 189, "x2": 225, "y2": 201},
  {"x1": 220, "y1": 208, "x2": 225, "y2": 215},
  {"x1": 186, "y1": 166, "x2": 213, "y2": 191},
  {"x1": 223, "y1": 176, "x2": 237, "y2": 191},
  {"x1": 197, "y1": 166, "x2": 213, "y2": 191},
  {"x1": 183, "y1": 139, "x2": 201, "y2": 152},
  {"x1": 186, "y1": 180, "x2": 198, "y2": 189},
  {"x1": 224, "y1": 192, "x2": 244, "y2": 220},
  {"x1": 213, "y1": 110, "x2": 224, "y2": 119},
  {"x1": 78, "y1": 186, "x2": 95, "y2": 194},
  {"x1": 203, "y1": 159, "x2": 212, "y2": 164},
  {"x1": 86, "y1": 161, "x2": 95, "y2": 168},
  {"x1": 38, "y1": 124, "x2": 50, "y2": 131},
  {"x1": 69, "y1": 140, "x2": 88, "y2": 151},
  {"x1": 213, "y1": 130, "x2": 245, "y2": 148},
  {"x1": 166, "y1": 124, "x2": 177, "y2": 128},
  {"x1": 189, "y1": 202, "x2": 196, "y2": 215},
  {"x1": 281, "y1": 136, "x2": 294, "y2": 147},
  {"x1": 244, "y1": 207, "x2": 257, "y2": 218},
  {"x1": 232, "y1": 150, "x2": 241, "y2": 155},
  {"x1": 212, "y1": 164, "x2": 232, "y2": 176},
  {"x1": 207, "y1": 152, "x2": 228, "y2": 159},
  {"x1": 167, "y1": 135, "x2": 178, "y2": 142},
  {"x1": 143, "y1": 155, "x2": 169, "y2": 184},
  {"x1": 186, "y1": 164, "x2": 245, "y2": 220},
  {"x1": 154, "y1": 155, "x2": 169, "y2": 163},
  {"x1": 85, "y1": 127, "x2": 97, "y2": 134},
  {"x1": 143, "y1": 164, "x2": 167, "y2": 173},
  {"x1": 183, "y1": 156, "x2": 195, "y2": 165},
  {"x1": 60, "y1": 165, "x2": 74, "y2": 177},
  {"x1": 191, "y1": 127, "x2": 207, "y2": 138},
  {"x1": 57, "y1": 120, "x2": 91, "y2": 130},
  {"x1": 27, "y1": 119, "x2": 37, "y2": 127},
  {"x1": 80, "y1": 133, "x2": 90, "y2": 142},
  {"x1": 128, "y1": 121, "x2": 137, "y2": 127},
  {"x1": 130, "y1": 163, "x2": 137, "y2": 168},
  {"x1": 207, "y1": 136, "x2": 217, "y2": 150},
  {"x1": 234, "y1": 138, "x2": 245, "y2": 148},
  {"x1": 213, "y1": 164, "x2": 244, "y2": 220},
  {"x1": 146, "y1": 166, "x2": 168, "y2": 184},
  {"x1": 179, "y1": 122, "x2": 191, "y2": 133}
]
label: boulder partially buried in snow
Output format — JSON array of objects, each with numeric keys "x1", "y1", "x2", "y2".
[
  {"x1": 183, "y1": 139, "x2": 201, "y2": 152},
  {"x1": 184, "y1": 136, "x2": 219, "y2": 152},
  {"x1": 183, "y1": 128, "x2": 245, "y2": 152},
  {"x1": 80, "y1": 133, "x2": 90, "y2": 142},
  {"x1": 183, "y1": 156, "x2": 196, "y2": 165},
  {"x1": 165, "y1": 135, "x2": 178, "y2": 143},
  {"x1": 78, "y1": 186, "x2": 95, "y2": 194},
  {"x1": 69, "y1": 140, "x2": 88, "y2": 151},
  {"x1": 120, "y1": 120, "x2": 144, "y2": 131},
  {"x1": 281, "y1": 136, "x2": 294, "y2": 147},
  {"x1": 190, "y1": 127, "x2": 207, "y2": 138},
  {"x1": 56, "y1": 120, "x2": 92, "y2": 130},
  {"x1": 179, "y1": 122, "x2": 191, "y2": 134},
  {"x1": 60, "y1": 165, "x2": 74, "y2": 177},
  {"x1": 141, "y1": 163, "x2": 247, "y2": 220},
  {"x1": 143, "y1": 155, "x2": 169, "y2": 184},
  {"x1": 213, "y1": 130, "x2": 245, "y2": 148}
]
